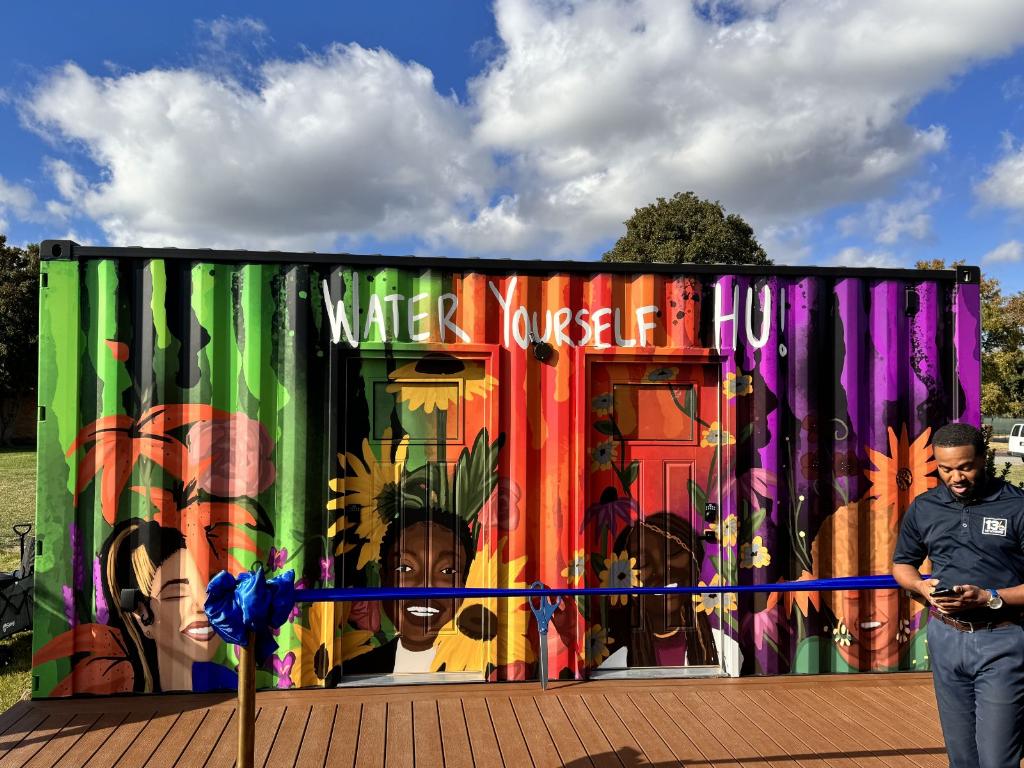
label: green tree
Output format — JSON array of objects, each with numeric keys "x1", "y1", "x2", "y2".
[
  {"x1": 0, "y1": 236, "x2": 39, "y2": 445},
  {"x1": 917, "y1": 259, "x2": 1024, "y2": 418},
  {"x1": 603, "y1": 191, "x2": 772, "y2": 265}
]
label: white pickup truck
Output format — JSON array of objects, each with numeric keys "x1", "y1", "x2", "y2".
[{"x1": 1010, "y1": 423, "x2": 1024, "y2": 458}]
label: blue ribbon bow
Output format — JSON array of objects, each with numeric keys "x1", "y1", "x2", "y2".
[{"x1": 205, "y1": 566, "x2": 296, "y2": 664}]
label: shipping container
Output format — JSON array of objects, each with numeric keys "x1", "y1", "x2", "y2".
[{"x1": 31, "y1": 240, "x2": 981, "y2": 697}]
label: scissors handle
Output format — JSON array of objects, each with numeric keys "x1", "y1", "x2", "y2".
[{"x1": 528, "y1": 581, "x2": 562, "y2": 635}]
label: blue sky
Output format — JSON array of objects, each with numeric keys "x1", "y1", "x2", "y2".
[{"x1": 3, "y1": 1, "x2": 1024, "y2": 293}]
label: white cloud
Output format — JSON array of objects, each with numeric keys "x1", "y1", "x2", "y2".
[
  {"x1": 830, "y1": 246, "x2": 900, "y2": 268},
  {"x1": 975, "y1": 134, "x2": 1024, "y2": 210},
  {"x1": 24, "y1": 48, "x2": 493, "y2": 249},
  {"x1": 983, "y1": 239, "x2": 1024, "y2": 262},
  {"x1": 0, "y1": 176, "x2": 36, "y2": 232},
  {"x1": 450, "y1": 0, "x2": 1018, "y2": 254},
  {"x1": 837, "y1": 186, "x2": 940, "y2": 244},
  {"x1": 19, "y1": 1, "x2": 1024, "y2": 255}
]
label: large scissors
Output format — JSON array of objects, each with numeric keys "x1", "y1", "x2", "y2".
[{"x1": 528, "y1": 581, "x2": 562, "y2": 690}]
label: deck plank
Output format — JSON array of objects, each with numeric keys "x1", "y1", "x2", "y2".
[
  {"x1": 52, "y1": 712, "x2": 127, "y2": 768},
  {"x1": 385, "y1": 700, "x2": 414, "y2": 768},
  {"x1": 556, "y1": 696, "x2": 620, "y2": 768},
  {"x1": 263, "y1": 704, "x2": 310, "y2": 768},
  {"x1": 0, "y1": 708, "x2": 48, "y2": 759},
  {"x1": 142, "y1": 707, "x2": 207, "y2": 768},
  {"x1": 603, "y1": 692, "x2": 678, "y2": 765},
  {"x1": 631, "y1": 691, "x2": 713, "y2": 767},
  {"x1": 713, "y1": 688, "x2": 831, "y2": 768},
  {"x1": 173, "y1": 706, "x2": 232, "y2": 768},
  {"x1": 0, "y1": 711, "x2": 75, "y2": 768},
  {"x1": 744, "y1": 688, "x2": 868, "y2": 768},
  {"x1": 437, "y1": 698, "x2": 473, "y2": 768},
  {"x1": 201, "y1": 706, "x2": 240, "y2": 768},
  {"x1": 763, "y1": 688, "x2": 891, "y2": 768},
  {"x1": 509, "y1": 695, "x2": 562, "y2": 768},
  {"x1": 576, "y1": 692, "x2": 643, "y2": 764},
  {"x1": 355, "y1": 700, "x2": 387, "y2": 768},
  {"x1": 293, "y1": 704, "x2": 336, "y2": 768},
  {"x1": 80, "y1": 707, "x2": 158, "y2": 768},
  {"x1": 410, "y1": 700, "x2": 443, "y2": 768},
  {"x1": 462, "y1": 697, "x2": 502, "y2": 767},
  {"x1": 22, "y1": 712, "x2": 99, "y2": 768},
  {"x1": 485, "y1": 697, "x2": 531, "y2": 767},
  {"x1": 324, "y1": 701, "x2": 361, "y2": 768},
  {"x1": 675, "y1": 688, "x2": 778, "y2": 768},
  {"x1": 797, "y1": 686, "x2": 932, "y2": 768},
  {"x1": 253, "y1": 705, "x2": 286, "y2": 767},
  {"x1": 534, "y1": 695, "x2": 590, "y2": 766},
  {"x1": 115, "y1": 710, "x2": 181, "y2": 767},
  {"x1": 829, "y1": 687, "x2": 946, "y2": 768}
]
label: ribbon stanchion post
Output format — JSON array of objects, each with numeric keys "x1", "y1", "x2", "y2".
[
  {"x1": 205, "y1": 566, "x2": 295, "y2": 768},
  {"x1": 527, "y1": 581, "x2": 562, "y2": 691}
]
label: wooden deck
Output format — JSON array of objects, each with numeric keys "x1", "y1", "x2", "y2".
[{"x1": 0, "y1": 673, "x2": 955, "y2": 767}]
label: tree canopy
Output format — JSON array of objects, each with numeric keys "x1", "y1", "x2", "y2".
[
  {"x1": 0, "y1": 236, "x2": 39, "y2": 444},
  {"x1": 602, "y1": 191, "x2": 772, "y2": 266},
  {"x1": 917, "y1": 259, "x2": 1024, "y2": 418}
]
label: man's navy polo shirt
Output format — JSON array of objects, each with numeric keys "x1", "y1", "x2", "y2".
[{"x1": 893, "y1": 478, "x2": 1024, "y2": 621}]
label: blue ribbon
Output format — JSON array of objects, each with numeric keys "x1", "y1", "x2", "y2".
[
  {"x1": 205, "y1": 566, "x2": 296, "y2": 664},
  {"x1": 294, "y1": 574, "x2": 904, "y2": 603}
]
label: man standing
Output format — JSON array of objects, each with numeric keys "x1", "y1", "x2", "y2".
[{"x1": 893, "y1": 422, "x2": 1024, "y2": 768}]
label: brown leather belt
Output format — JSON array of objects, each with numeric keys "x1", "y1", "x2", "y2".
[{"x1": 929, "y1": 610, "x2": 1022, "y2": 633}]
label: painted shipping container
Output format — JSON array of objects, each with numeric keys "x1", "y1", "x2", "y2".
[{"x1": 31, "y1": 241, "x2": 981, "y2": 697}]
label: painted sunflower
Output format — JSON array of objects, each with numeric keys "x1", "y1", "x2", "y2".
[
  {"x1": 585, "y1": 624, "x2": 614, "y2": 666},
  {"x1": 700, "y1": 421, "x2": 736, "y2": 448},
  {"x1": 722, "y1": 371, "x2": 754, "y2": 399},
  {"x1": 740, "y1": 535, "x2": 771, "y2": 569},
  {"x1": 693, "y1": 574, "x2": 737, "y2": 614},
  {"x1": 431, "y1": 540, "x2": 536, "y2": 673},
  {"x1": 600, "y1": 551, "x2": 641, "y2": 606},
  {"x1": 387, "y1": 353, "x2": 497, "y2": 413},
  {"x1": 591, "y1": 440, "x2": 618, "y2": 471},
  {"x1": 864, "y1": 425, "x2": 937, "y2": 524},
  {"x1": 561, "y1": 548, "x2": 587, "y2": 586},
  {"x1": 293, "y1": 602, "x2": 374, "y2": 687},
  {"x1": 327, "y1": 431, "x2": 408, "y2": 568}
]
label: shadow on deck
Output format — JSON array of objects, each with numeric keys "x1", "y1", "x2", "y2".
[{"x1": 0, "y1": 672, "x2": 951, "y2": 767}]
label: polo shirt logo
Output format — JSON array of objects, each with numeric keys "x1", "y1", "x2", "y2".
[{"x1": 982, "y1": 517, "x2": 1008, "y2": 536}]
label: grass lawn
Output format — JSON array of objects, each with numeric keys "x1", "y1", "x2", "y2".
[{"x1": 0, "y1": 449, "x2": 35, "y2": 712}]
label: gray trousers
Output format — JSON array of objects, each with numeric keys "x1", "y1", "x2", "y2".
[{"x1": 927, "y1": 618, "x2": 1024, "y2": 768}]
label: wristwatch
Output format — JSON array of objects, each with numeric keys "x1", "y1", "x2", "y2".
[{"x1": 987, "y1": 588, "x2": 1004, "y2": 610}]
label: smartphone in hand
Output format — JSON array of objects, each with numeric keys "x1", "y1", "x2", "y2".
[{"x1": 931, "y1": 586, "x2": 958, "y2": 598}]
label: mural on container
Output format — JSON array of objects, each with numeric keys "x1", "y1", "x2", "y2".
[{"x1": 31, "y1": 256, "x2": 980, "y2": 696}]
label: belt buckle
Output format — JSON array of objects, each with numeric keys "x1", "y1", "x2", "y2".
[{"x1": 962, "y1": 617, "x2": 974, "y2": 633}]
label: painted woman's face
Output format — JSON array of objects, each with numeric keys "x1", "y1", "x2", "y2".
[
  {"x1": 841, "y1": 588, "x2": 901, "y2": 669},
  {"x1": 635, "y1": 528, "x2": 694, "y2": 634},
  {"x1": 382, "y1": 522, "x2": 466, "y2": 652},
  {"x1": 138, "y1": 548, "x2": 219, "y2": 664}
]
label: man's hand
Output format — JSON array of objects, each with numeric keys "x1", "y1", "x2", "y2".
[{"x1": 930, "y1": 584, "x2": 991, "y2": 614}]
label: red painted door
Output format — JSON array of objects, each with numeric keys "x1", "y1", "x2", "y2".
[{"x1": 585, "y1": 360, "x2": 722, "y2": 672}]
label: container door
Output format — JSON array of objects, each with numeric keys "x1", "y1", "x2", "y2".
[
  {"x1": 585, "y1": 360, "x2": 724, "y2": 676},
  {"x1": 333, "y1": 348, "x2": 498, "y2": 683}
]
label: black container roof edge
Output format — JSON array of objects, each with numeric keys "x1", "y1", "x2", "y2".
[{"x1": 39, "y1": 239, "x2": 979, "y2": 284}]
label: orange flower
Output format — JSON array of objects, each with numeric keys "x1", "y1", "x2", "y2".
[
  {"x1": 766, "y1": 569, "x2": 821, "y2": 617},
  {"x1": 864, "y1": 425, "x2": 937, "y2": 526}
]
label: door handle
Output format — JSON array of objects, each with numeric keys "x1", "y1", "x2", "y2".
[{"x1": 702, "y1": 529, "x2": 717, "y2": 543}]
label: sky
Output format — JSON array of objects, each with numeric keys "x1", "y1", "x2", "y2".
[{"x1": 3, "y1": 0, "x2": 1024, "y2": 293}]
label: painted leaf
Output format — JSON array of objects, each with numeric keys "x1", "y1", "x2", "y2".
[
  {"x1": 593, "y1": 419, "x2": 621, "y2": 437},
  {"x1": 453, "y1": 429, "x2": 505, "y2": 523}
]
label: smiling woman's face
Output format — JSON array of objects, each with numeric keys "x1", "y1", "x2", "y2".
[
  {"x1": 138, "y1": 548, "x2": 219, "y2": 664},
  {"x1": 382, "y1": 521, "x2": 466, "y2": 652}
]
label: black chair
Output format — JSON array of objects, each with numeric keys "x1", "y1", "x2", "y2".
[{"x1": 0, "y1": 524, "x2": 34, "y2": 638}]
